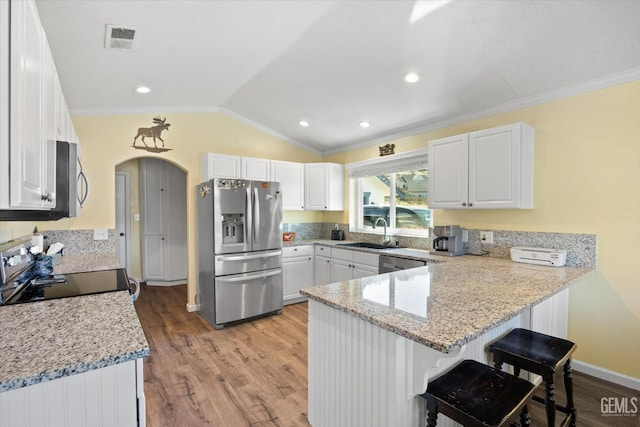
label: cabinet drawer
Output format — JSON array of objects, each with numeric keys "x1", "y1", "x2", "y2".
[
  {"x1": 283, "y1": 245, "x2": 314, "y2": 258},
  {"x1": 314, "y1": 245, "x2": 331, "y2": 257},
  {"x1": 330, "y1": 248, "x2": 353, "y2": 262},
  {"x1": 353, "y1": 251, "x2": 378, "y2": 267}
]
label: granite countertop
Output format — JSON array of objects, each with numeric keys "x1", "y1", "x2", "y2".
[
  {"x1": 301, "y1": 255, "x2": 593, "y2": 353},
  {"x1": 53, "y1": 252, "x2": 120, "y2": 274},
  {"x1": 0, "y1": 291, "x2": 149, "y2": 393}
]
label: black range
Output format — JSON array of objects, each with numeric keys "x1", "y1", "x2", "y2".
[{"x1": 1, "y1": 268, "x2": 132, "y2": 306}]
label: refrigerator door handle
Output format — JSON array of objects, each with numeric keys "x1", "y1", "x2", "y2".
[
  {"x1": 245, "y1": 186, "x2": 251, "y2": 246},
  {"x1": 253, "y1": 187, "x2": 260, "y2": 243},
  {"x1": 216, "y1": 250, "x2": 281, "y2": 262},
  {"x1": 216, "y1": 268, "x2": 281, "y2": 283}
]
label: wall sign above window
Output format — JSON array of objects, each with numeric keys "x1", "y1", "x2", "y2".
[
  {"x1": 131, "y1": 116, "x2": 172, "y2": 153},
  {"x1": 379, "y1": 143, "x2": 395, "y2": 156}
]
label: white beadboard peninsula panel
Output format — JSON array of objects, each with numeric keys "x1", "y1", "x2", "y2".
[
  {"x1": 308, "y1": 300, "x2": 525, "y2": 427},
  {"x1": 0, "y1": 360, "x2": 142, "y2": 427}
]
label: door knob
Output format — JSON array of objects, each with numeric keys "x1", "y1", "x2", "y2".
[{"x1": 119, "y1": 232, "x2": 125, "y2": 236}]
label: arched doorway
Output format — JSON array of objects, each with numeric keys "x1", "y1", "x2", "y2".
[{"x1": 115, "y1": 157, "x2": 187, "y2": 287}]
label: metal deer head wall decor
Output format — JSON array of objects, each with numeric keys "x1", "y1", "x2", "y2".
[{"x1": 132, "y1": 116, "x2": 172, "y2": 153}]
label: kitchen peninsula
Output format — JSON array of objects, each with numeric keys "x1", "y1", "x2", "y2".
[{"x1": 301, "y1": 256, "x2": 593, "y2": 427}]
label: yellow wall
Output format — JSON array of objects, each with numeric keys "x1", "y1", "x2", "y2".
[{"x1": 326, "y1": 81, "x2": 640, "y2": 377}]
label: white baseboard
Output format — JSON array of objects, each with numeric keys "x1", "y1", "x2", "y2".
[
  {"x1": 186, "y1": 303, "x2": 200, "y2": 312},
  {"x1": 573, "y1": 359, "x2": 640, "y2": 391}
]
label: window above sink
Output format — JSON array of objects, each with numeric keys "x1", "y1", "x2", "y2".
[{"x1": 345, "y1": 149, "x2": 431, "y2": 238}]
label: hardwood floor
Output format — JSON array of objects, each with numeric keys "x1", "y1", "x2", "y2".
[{"x1": 135, "y1": 284, "x2": 638, "y2": 426}]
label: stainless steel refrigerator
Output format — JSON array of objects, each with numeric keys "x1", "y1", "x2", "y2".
[{"x1": 196, "y1": 179, "x2": 283, "y2": 329}]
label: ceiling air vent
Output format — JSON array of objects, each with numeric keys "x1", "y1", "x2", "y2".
[{"x1": 105, "y1": 25, "x2": 139, "y2": 50}]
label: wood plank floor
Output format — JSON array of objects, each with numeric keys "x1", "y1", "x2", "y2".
[{"x1": 135, "y1": 284, "x2": 639, "y2": 426}]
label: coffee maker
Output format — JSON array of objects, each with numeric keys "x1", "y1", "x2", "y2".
[{"x1": 430, "y1": 225, "x2": 465, "y2": 256}]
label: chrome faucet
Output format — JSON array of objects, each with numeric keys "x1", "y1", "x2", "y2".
[{"x1": 373, "y1": 217, "x2": 391, "y2": 246}]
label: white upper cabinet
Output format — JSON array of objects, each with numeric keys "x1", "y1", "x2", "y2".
[
  {"x1": 0, "y1": 0, "x2": 78, "y2": 210},
  {"x1": 428, "y1": 123, "x2": 534, "y2": 209},
  {"x1": 241, "y1": 156, "x2": 270, "y2": 181},
  {"x1": 6, "y1": 0, "x2": 49, "y2": 208},
  {"x1": 200, "y1": 154, "x2": 344, "y2": 212},
  {"x1": 271, "y1": 160, "x2": 304, "y2": 210},
  {"x1": 304, "y1": 163, "x2": 344, "y2": 211},
  {"x1": 200, "y1": 153, "x2": 242, "y2": 181}
]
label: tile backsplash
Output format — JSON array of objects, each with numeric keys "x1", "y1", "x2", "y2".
[
  {"x1": 41, "y1": 229, "x2": 116, "y2": 255},
  {"x1": 285, "y1": 223, "x2": 596, "y2": 268},
  {"x1": 10, "y1": 225, "x2": 596, "y2": 268}
]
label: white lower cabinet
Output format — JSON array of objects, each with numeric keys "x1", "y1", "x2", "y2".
[
  {"x1": 314, "y1": 246, "x2": 332, "y2": 285},
  {"x1": 0, "y1": 359, "x2": 145, "y2": 427},
  {"x1": 282, "y1": 245, "x2": 314, "y2": 305},
  {"x1": 330, "y1": 248, "x2": 379, "y2": 282}
]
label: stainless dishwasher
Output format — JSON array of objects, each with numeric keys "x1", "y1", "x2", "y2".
[{"x1": 378, "y1": 255, "x2": 426, "y2": 273}]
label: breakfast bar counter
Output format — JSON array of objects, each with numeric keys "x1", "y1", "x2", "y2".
[{"x1": 301, "y1": 256, "x2": 594, "y2": 427}]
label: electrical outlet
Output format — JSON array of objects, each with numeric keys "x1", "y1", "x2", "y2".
[
  {"x1": 93, "y1": 228, "x2": 109, "y2": 241},
  {"x1": 480, "y1": 231, "x2": 494, "y2": 244}
]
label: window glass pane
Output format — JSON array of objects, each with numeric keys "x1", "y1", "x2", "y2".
[
  {"x1": 394, "y1": 170, "x2": 430, "y2": 230},
  {"x1": 362, "y1": 174, "x2": 391, "y2": 227}
]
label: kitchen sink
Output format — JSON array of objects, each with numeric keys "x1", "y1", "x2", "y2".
[{"x1": 337, "y1": 242, "x2": 404, "y2": 250}]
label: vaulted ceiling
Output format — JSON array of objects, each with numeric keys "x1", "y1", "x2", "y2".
[{"x1": 36, "y1": 0, "x2": 640, "y2": 154}]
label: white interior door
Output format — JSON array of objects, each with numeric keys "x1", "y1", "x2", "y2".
[{"x1": 115, "y1": 172, "x2": 131, "y2": 272}]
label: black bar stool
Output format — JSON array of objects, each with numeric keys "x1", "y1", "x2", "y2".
[
  {"x1": 420, "y1": 359, "x2": 537, "y2": 426},
  {"x1": 488, "y1": 328, "x2": 577, "y2": 427}
]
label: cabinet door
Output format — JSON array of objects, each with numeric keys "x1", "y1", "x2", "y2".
[
  {"x1": 283, "y1": 255, "x2": 314, "y2": 301},
  {"x1": 469, "y1": 123, "x2": 533, "y2": 209},
  {"x1": 141, "y1": 159, "x2": 166, "y2": 280},
  {"x1": 428, "y1": 134, "x2": 469, "y2": 209},
  {"x1": 314, "y1": 256, "x2": 331, "y2": 285},
  {"x1": 242, "y1": 157, "x2": 270, "y2": 181},
  {"x1": 142, "y1": 234, "x2": 166, "y2": 280},
  {"x1": 271, "y1": 160, "x2": 304, "y2": 210},
  {"x1": 200, "y1": 153, "x2": 241, "y2": 181},
  {"x1": 352, "y1": 263, "x2": 378, "y2": 279},
  {"x1": 9, "y1": 0, "x2": 47, "y2": 208},
  {"x1": 42, "y1": 43, "x2": 57, "y2": 208},
  {"x1": 330, "y1": 258, "x2": 353, "y2": 282},
  {"x1": 304, "y1": 163, "x2": 328, "y2": 210}
]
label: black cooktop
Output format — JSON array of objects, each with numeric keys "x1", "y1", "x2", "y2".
[{"x1": 3, "y1": 268, "x2": 130, "y2": 305}]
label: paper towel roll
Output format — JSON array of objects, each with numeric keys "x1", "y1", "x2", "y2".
[{"x1": 31, "y1": 235, "x2": 44, "y2": 253}]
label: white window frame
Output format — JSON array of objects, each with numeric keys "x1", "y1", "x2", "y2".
[{"x1": 346, "y1": 149, "x2": 430, "y2": 238}]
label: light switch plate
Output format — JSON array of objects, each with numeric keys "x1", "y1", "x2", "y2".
[{"x1": 93, "y1": 228, "x2": 109, "y2": 240}]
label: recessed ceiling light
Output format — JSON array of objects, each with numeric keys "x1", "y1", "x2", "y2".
[
  {"x1": 299, "y1": 120, "x2": 309, "y2": 127},
  {"x1": 359, "y1": 121, "x2": 371, "y2": 128},
  {"x1": 134, "y1": 86, "x2": 151, "y2": 94},
  {"x1": 404, "y1": 72, "x2": 422, "y2": 83}
]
